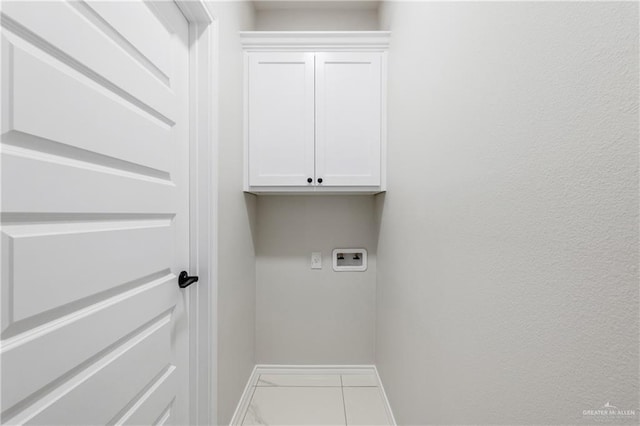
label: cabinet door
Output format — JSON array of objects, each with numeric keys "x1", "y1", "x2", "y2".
[
  {"x1": 248, "y1": 52, "x2": 315, "y2": 187},
  {"x1": 315, "y1": 52, "x2": 382, "y2": 187}
]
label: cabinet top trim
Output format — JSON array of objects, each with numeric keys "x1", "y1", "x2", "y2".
[{"x1": 239, "y1": 31, "x2": 390, "y2": 51}]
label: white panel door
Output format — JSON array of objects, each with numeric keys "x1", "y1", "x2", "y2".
[
  {"x1": 248, "y1": 52, "x2": 315, "y2": 187},
  {"x1": 315, "y1": 52, "x2": 382, "y2": 187},
  {"x1": 1, "y1": 1, "x2": 190, "y2": 425}
]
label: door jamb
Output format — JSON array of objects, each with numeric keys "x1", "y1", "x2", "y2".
[{"x1": 174, "y1": 1, "x2": 218, "y2": 425}]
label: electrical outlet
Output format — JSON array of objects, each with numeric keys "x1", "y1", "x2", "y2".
[{"x1": 311, "y1": 252, "x2": 322, "y2": 269}]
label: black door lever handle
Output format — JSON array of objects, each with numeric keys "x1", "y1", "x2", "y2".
[{"x1": 178, "y1": 271, "x2": 199, "y2": 288}]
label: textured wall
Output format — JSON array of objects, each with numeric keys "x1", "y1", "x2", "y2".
[
  {"x1": 207, "y1": 2, "x2": 256, "y2": 424},
  {"x1": 376, "y1": 1, "x2": 639, "y2": 424},
  {"x1": 256, "y1": 196, "x2": 376, "y2": 364}
]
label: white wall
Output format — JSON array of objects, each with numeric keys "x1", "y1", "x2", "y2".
[
  {"x1": 256, "y1": 196, "x2": 376, "y2": 364},
  {"x1": 207, "y1": 2, "x2": 256, "y2": 424},
  {"x1": 376, "y1": 1, "x2": 639, "y2": 424},
  {"x1": 254, "y1": 4, "x2": 379, "y2": 30}
]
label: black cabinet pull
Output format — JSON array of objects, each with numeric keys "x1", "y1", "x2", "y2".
[
  {"x1": 307, "y1": 177, "x2": 313, "y2": 183},
  {"x1": 317, "y1": 178, "x2": 323, "y2": 184},
  {"x1": 178, "y1": 271, "x2": 199, "y2": 288}
]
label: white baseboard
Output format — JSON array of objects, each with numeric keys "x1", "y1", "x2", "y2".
[
  {"x1": 229, "y1": 365, "x2": 259, "y2": 426},
  {"x1": 228, "y1": 364, "x2": 396, "y2": 426},
  {"x1": 373, "y1": 365, "x2": 397, "y2": 426},
  {"x1": 253, "y1": 364, "x2": 379, "y2": 376}
]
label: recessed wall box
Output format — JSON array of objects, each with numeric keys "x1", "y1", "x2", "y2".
[{"x1": 333, "y1": 248, "x2": 367, "y2": 272}]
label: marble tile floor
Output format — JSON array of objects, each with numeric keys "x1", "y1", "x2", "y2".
[{"x1": 240, "y1": 372, "x2": 392, "y2": 426}]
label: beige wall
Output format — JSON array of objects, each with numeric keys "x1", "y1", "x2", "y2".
[
  {"x1": 376, "y1": 1, "x2": 639, "y2": 424},
  {"x1": 207, "y1": 2, "x2": 256, "y2": 424},
  {"x1": 256, "y1": 196, "x2": 377, "y2": 364}
]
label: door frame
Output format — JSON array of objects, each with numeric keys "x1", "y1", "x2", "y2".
[{"x1": 173, "y1": 1, "x2": 218, "y2": 425}]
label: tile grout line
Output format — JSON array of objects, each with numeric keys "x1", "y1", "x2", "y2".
[
  {"x1": 340, "y1": 374, "x2": 348, "y2": 426},
  {"x1": 339, "y1": 382, "x2": 379, "y2": 388},
  {"x1": 240, "y1": 374, "x2": 260, "y2": 426}
]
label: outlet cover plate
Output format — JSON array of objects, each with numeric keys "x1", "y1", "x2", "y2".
[{"x1": 311, "y1": 252, "x2": 322, "y2": 269}]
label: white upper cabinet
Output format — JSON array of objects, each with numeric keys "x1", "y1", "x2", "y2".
[
  {"x1": 315, "y1": 52, "x2": 382, "y2": 187},
  {"x1": 248, "y1": 52, "x2": 315, "y2": 186},
  {"x1": 241, "y1": 32, "x2": 390, "y2": 194}
]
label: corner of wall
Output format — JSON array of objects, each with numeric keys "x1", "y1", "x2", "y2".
[{"x1": 209, "y1": 1, "x2": 257, "y2": 424}]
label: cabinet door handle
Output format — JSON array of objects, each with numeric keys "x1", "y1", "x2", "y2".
[
  {"x1": 307, "y1": 177, "x2": 313, "y2": 183},
  {"x1": 317, "y1": 178, "x2": 323, "y2": 184}
]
